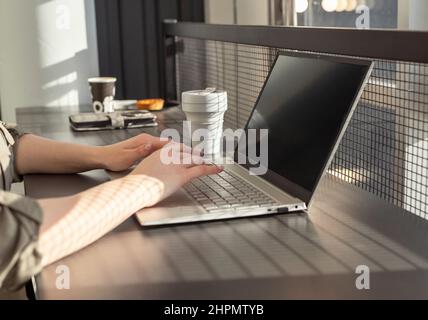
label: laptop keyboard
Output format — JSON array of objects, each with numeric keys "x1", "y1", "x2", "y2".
[{"x1": 184, "y1": 170, "x2": 278, "y2": 213}]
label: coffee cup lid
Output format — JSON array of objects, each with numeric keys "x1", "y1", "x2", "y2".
[
  {"x1": 182, "y1": 89, "x2": 226, "y2": 101},
  {"x1": 89, "y1": 77, "x2": 117, "y2": 83},
  {"x1": 182, "y1": 88, "x2": 227, "y2": 113}
]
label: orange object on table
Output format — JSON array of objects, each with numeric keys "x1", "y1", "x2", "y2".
[{"x1": 136, "y1": 99, "x2": 165, "y2": 111}]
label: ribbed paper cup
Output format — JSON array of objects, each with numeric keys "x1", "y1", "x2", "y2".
[
  {"x1": 192, "y1": 138, "x2": 223, "y2": 157},
  {"x1": 182, "y1": 89, "x2": 227, "y2": 156},
  {"x1": 185, "y1": 112, "x2": 225, "y2": 123},
  {"x1": 190, "y1": 121, "x2": 224, "y2": 132}
]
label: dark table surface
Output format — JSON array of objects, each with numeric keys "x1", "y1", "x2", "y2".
[{"x1": 17, "y1": 105, "x2": 428, "y2": 299}]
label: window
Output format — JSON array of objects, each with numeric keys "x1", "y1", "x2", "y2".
[
  {"x1": 205, "y1": 0, "x2": 428, "y2": 31},
  {"x1": 292, "y1": 0, "x2": 398, "y2": 29}
]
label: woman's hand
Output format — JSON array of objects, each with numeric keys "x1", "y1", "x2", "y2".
[
  {"x1": 131, "y1": 146, "x2": 223, "y2": 206},
  {"x1": 100, "y1": 133, "x2": 170, "y2": 172},
  {"x1": 37, "y1": 142, "x2": 222, "y2": 268},
  {"x1": 15, "y1": 132, "x2": 198, "y2": 175}
]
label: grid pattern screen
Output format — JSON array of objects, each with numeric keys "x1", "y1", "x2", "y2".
[{"x1": 175, "y1": 37, "x2": 428, "y2": 219}]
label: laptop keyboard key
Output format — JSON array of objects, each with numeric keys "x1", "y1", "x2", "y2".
[{"x1": 186, "y1": 169, "x2": 278, "y2": 212}]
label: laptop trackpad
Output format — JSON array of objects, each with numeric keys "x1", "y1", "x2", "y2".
[{"x1": 135, "y1": 189, "x2": 203, "y2": 224}]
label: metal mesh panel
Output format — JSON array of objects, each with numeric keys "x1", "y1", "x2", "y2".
[{"x1": 175, "y1": 37, "x2": 428, "y2": 219}]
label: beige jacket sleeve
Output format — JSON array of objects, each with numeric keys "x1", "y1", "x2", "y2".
[{"x1": 0, "y1": 122, "x2": 43, "y2": 290}]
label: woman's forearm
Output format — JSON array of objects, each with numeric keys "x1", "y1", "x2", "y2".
[
  {"x1": 37, "y1": 175, "x2": 163, "y2": 267},
  {"x1": 35, "y1": 147, "x2": 221, "y2": 268},
  {"x1": 16, "y1": 134, "x2": 105, "y2": 175}
]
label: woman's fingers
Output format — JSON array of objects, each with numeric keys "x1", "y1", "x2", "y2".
[
  {"x1": 135, "y1": 144, "x2": 153, "y2": 157},
  {"x1": 127, "y1": 134, "x2": 202, "y2": 157},
  {"x1": 160, "y1": 142, "x2": 202, "y2": 161},
  {"x1": 132, "y1": 140, "x2": 201, "y2": 165},
  {"x1": 127, "y1": 134, "x2": 170, "y2": 151},
  {"x1": 151, "y1": 137, "x2": 172, "y2": 150},
  {"x1": 186, "y1": 164, "x2": 224, "y2": 181},
  {"x1": 181, "y1": 153, "x2": 206, "y2": 168},
  {"x1": 167, "y1": 152, "x2": 204, "y2": 167},
  {"x1": 166, "y1": 141, "x2": 196, "y2": 155}
]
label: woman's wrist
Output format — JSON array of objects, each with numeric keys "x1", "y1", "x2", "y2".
[
  {"x1": 88, "y1": 145, "x2": 110, "y2": 170},
  {"x1": 119, "y1": 174, "x2": 164, "y2": 207}
]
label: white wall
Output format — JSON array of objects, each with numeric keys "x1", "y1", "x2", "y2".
[
  {"x1": 409, "y1": 0, "x2": 428, "y2": 30},
  {"x1": 397, "y1": 0, "x2": 410, "y2": 29},
  {"x1": 205, "y1": 0, "x2": 235, "y2": 24},
  {"x1": 205, "y1": 0, "x2": 269, "y2": 25},
  {"x1": 0, "y1": 0, "x2": 99, "y2": 122},
  {"x1": 236, "y1": 0, "x2": 269, "y2": 25},
  {"x1": 397, "y1": 0, "x2": 428, "y2": 30}
]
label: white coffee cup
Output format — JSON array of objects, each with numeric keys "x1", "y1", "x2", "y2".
[{"x1": 182, "y1": 88, "x2": 228, "y2": 157}]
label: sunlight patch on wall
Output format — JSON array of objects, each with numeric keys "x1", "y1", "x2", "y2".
[
  {"x1": 46, "y1": 89, "x2": 79, "y2": 107},
  {"x1": 42, "y1": 71, "x2": 77, "y2": 90},
  {"x1": 36, "y1": 0, "x2": 88, "y2": 69}
]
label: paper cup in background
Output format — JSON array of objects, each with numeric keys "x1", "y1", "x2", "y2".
[{"x1": 89, "y1": 77, "x2": 117, "y2": 113}]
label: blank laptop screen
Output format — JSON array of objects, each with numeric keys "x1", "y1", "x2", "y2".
[{"x1": 239, "y1": 52, "x2": 372, "y2": 203}]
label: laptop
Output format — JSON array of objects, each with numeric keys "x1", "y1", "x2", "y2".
[{"x1": 115, "y1": 51, "x2": 373, "y2": 226}]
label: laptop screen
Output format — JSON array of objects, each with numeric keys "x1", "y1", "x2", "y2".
[{"x1": 237, "y1": 52, "x2": 372, "y2": 205}]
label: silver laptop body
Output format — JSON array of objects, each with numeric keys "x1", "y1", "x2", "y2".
[{"x1": 110, "y1": 52, "x2": 373, "y2": 227}]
